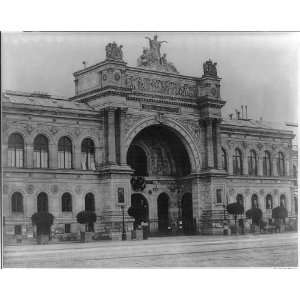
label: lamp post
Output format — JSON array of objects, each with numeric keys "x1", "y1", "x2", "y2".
[{"x1": 121, "y1": 205, "x2": 126, "y2": 241}]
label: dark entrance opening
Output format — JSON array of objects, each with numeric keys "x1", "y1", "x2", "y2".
[
  {"x1": 129, "y1": 193, "x2": 149, "y2": 229},
  {"x1": 127, "y1": 145, "x2": 148, "y2": 176},
  {"x1": 157, "y1": 193, "x2": 169, "y2": 234},
  {"x1": 182, "y1": 193, "x2": 194, "y2": 234}
]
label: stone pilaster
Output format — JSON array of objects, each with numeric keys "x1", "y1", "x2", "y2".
[
  {"x1": 242, "y1": 151, "x2": 248, "y2": 175},
  {"x1": 272, "y1": 157, "x2": 278, "y2": 176},
  {"x1": 74, "y1": 146, "x2": 82, "y2": 169},
  {"x1": 119, "y1": 108, "x2": 128, "y2": 165},
  {"x1": 215, "y1": 122, "x2": 222, "y2": 169},
  {"x1": 227, "y1": 150, "x2": 233, "y2": 175},
  {"x1": 49, "y1": 144, "x2": 57, "y2": 169},
  {"x1": 2, "y1": 144, "x2": 8, "y2": 168},
  {"x1": 107, "y1": 107, "x2": 117, "y2": 164},
  {"x1": 26, "y1": 144, "x2": 33, "y2": 168},
  {"x1": 206, "y1": 120, "x2": 214, "y2": 169},
  {"x1": 257, "y1": 155, "x2": 263, "y2": 176}
]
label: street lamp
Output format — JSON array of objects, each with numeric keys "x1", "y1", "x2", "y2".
[{"x1": 121, "y1": 205, "x2": 126, "y2": 241}]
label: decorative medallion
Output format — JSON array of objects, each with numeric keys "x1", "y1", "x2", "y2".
[
  {"x1": 242, "y1": 141, "x2": 248, "y2": 149},
  {"x1": 273, "y1": 189, "x2": 279, "y2": 195},
  {"x1": 131, "y1": 176, "x2": 146, "y2": 192},
  {"x1": 26, "y1": 184, "x2": 34, "y2": 194},
  {"x1": 229, "y1": 188, "x2": 235, "y2": 196},
  {"x1": 74, "y1": 128, "x2": 80, "y2": 136},
  {"x1": 259, "y1": 189, "x2": 265, "y2": 196},
  {"x1": 272, "y1": 144, "x2": 277, "y2": 150},
  {"x1": 114, "y1": 72, "x2": 121, "y2": 81},
  {"x1": 257, "y1": 143, "x2": 263, "y2": 150},
  {"x1": 75, "y1": 185, "x2": 82, "y2": 194},
  {"x1": 50, "y1": 126, "x2": 58, "y2": 135},
  {"x1": 26, "y1": 124, "x2": 33, "y2": 134},
  {"x1": 51, "y1": 184, "x2": 59, "y2": 194},
  {"x1": 245, "y1": 188, "x2": 251, "y2": 196}
]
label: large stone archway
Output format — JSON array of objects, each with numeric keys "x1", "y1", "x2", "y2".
[{"x1": 124, "y1": 116, "x2": 201, "y2": 173}]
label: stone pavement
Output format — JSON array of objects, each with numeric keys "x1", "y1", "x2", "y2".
[{"x1": 3, "y1": 232, "x2": 298, "y2": 268}]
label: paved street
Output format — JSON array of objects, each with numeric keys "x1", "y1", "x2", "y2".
[{"x1": 3, "y1": 232, "x2": 298, "y2": 268}]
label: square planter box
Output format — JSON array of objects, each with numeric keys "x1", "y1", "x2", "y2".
[
  {"x1": 37, "y1": 234, "x2": 50, "y2": 245},
  {"x1": 136, "y1": 229, "x2": 143, "y2": 240},
  {"x1": 111, "y1": 232, "x2": 122, "y2": 241},
  {"x1": 80, "y1": 232, "x2": 94, "y2": 242}
]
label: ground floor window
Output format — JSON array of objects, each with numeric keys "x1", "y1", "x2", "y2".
[
  {"x1": 14, "y1": 225, "x2": 22, "y2": 235},
  {"x1": 65, "y1": 224, "x2": 71, "y2": 233}
]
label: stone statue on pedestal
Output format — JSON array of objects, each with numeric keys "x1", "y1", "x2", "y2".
[{"x1": 105, "y1": 42, "x2": 123, "y2": 61}]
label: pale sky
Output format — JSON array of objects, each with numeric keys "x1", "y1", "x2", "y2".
[{"x1": 2, "y1": 32, "x2": 299, "y2": 123}]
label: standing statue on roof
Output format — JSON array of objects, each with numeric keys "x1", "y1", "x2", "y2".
[
  {"x1": 145, "y1": 35, "x2": 167, "y2": 61},
  {"x1": 137, "y1": 35, "x2": 178, "y2": 74}
]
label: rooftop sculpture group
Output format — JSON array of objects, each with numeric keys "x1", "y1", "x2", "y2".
[{"x1": 137, "y1": 35, "x2": 178, "y2": 74}]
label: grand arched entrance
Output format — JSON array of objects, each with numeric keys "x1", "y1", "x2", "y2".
[
  {"x1": 127, "y1": 124, "x2": 195, "y2": 236},
  {"x1": 157, "y1": 193, "x2": 169, "y2": 234},
  {"x1": 182, "y1": 193, "x2": 194, "y2": 234}
]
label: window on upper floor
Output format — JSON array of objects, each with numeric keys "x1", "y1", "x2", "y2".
[
  {"x1": 33, "y1": 134, "x2": 49, "y2": 168},
  {"x1": 62, "y1": 192, "x2": 72, "y2": 212},
  {"x1": 280, "y1": 194, "x2": 286, "y2": 208},
  {"x1": 11, "y1": 192, "x2": 24, "y2": 213},
  {"x1": 221, "y1": 148, "x2": 227, "y2": 171},
  {"x1": 277, "y1": 152, "x2": 285, "y2": 176},
  {"x1": 248, "y1": 150, "x2": 258, "y2": 176},
  {"x1": 8, "y1": 133, "x2": 24, "y2": 168},
  {"x1": 236, "y1": 194, "x2": 244, "y2": 207},
  {"x1": 85, "y1": 193, "x2": 95, "y2": 212},
  {"x1": 251, "y1": 194, "x2": 259, "y2": 208},
  {"x1": 58, "y1": 136, "x2": 72, "y2": 169},
  {"x1": 233, "y1": 148, "x2": 243, "y2": 175},
  {"x1": 81, "y1": 138, "x2": 96, "y2": 170},
  {"x1": 37, "y1": 192, "x2": 48, "y2": 212},
  {"x1": 263, "y1": 151, "x2": 272, "y2": 176},
  {"x1": 266, "y1": 194, "x2": 273, "y2": 209}
]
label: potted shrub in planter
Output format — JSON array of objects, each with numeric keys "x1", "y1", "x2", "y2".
[
  {"x1": 246, "y1": 207, "x2": 263, "y2": 233},
  {"x1": 76, "y1": 210, "x2": 97, "y2": 242},
  {"x1": 31, "y1": 212, "x2": 54, "y2": 244},
  {"x1": 226, "y1": 202, "x2": 244, "y2": 234},
  {"x1": 128, "y1": 205, "x2": 146, "y2": 240},
  {"x1": 272, "y1": 205, "x2": 288, "y2": 232}
]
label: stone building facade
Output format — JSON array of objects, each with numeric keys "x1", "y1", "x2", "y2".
[{"x1": 2, "y1": 37, "x2": 298, "y2": 240}]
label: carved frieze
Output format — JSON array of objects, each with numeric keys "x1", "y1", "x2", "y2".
[{"x1": 125, "y1": 75, "x2": 197, "y2": 98}]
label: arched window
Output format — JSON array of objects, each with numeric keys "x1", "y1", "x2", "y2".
[
  {"x1": 37, "y1": 192, "x2": 48, "y2": 212},
  {"x1": 266, "y1": 194, "x2": 273, "y2": 209},
  {"x1": 221, "y1": 148, "x2": 227, "y2": 171},
  {"x1": 277, "y1": 152, "x2": 285, "y2": 176},
  {"x1": 11, "y1": 192, "x2": 23, "y2": 213},
  {"x1": 62, "y1": 193, "x2": 72, "y2": 212},
  {"x1": 248, "y1": 150, "x2": 257, "y2": 176},
  {"x1": 33, "y1": 134, "x2": 49, "y2": 168},
  {"x1": 233, "y1": 148, "x2": 243, "y2": 175},
  {"x1": 58, "y1": 137, "x2": 72, "y2": 169},
  {"x1": 251, "y1": 194, "x2": 259, "y2": 208},
  {"x1": 85, "y1": 193, "x2": 95, "y2": 211},
  {"x1": 263, "y1": 151, "x2": 271, "y2": 176},
  {"x1": 8, "y1": 133, "x2": 24, "y2": 168},
  {"x1": 236, "y1": 194, "x2": 244, "y2": 206},
  {"x1": 81, "y1": 138, "x2": 96, "y2": 170},
  {"x1": 280, "y1": 194, "x2": 286, "y2": 208}
]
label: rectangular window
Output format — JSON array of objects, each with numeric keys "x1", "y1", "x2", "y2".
[
  {"x1": 65, "y1": 224, "x2": 71, "y2": 233},
  {"x1": 15, "y1": 225, "x2": 22, "y2": 235},
  {"x1": 216, "y1": 189, "x2": 222, "y2": 204},
  {"x1": 8, "y1": 150, "x2": 15, "y2": 167},
  {"x1": 16, "y1": 149, "x2": 23, "y2": 167}
]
